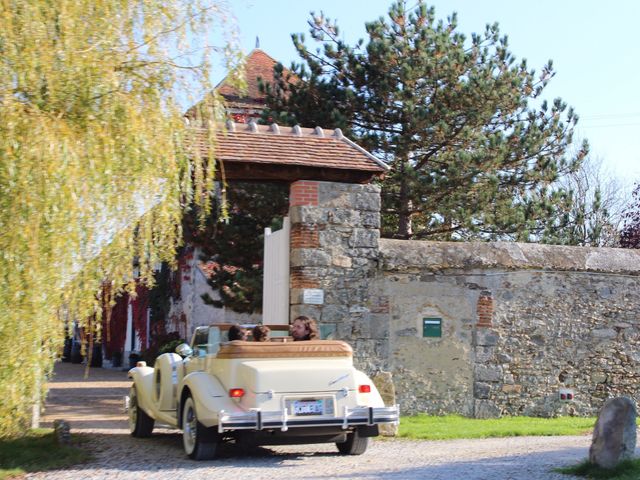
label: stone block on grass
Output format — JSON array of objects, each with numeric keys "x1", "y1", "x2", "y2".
[
  {"x1": 53, "y1": 419, "x2": 71, "y2": 445},
  {"x1": 589, "y1": 397, "x2": 637, "y2": 469}
]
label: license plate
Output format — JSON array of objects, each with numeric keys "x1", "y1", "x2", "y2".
[{"x1": 292, "y1": 399, "x2": 323, "y2": 416}]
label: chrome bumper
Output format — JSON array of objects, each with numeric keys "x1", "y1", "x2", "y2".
[{"x1": 217, "y1": 404, "x2": 400, "y2": 433}]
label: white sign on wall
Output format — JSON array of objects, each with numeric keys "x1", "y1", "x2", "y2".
[{"x1": 302, "y1": 289, "x2": 325, "y2": 305}]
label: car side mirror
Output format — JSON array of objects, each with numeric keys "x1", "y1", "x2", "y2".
[{"x1": 175, "y1": 343, "x2": 193, "y2": 357}]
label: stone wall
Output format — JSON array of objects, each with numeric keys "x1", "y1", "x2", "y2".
[
  {"x1": 288, "y1": 180, "x2": 386, "y2": 371},
  {"x1": 287, "y1": 179, "x2": 640, "y2": 418},
  {"x1": 380, "y1": 240, "x2": 640, "y2": 417}
]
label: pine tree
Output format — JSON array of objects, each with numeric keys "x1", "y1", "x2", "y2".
[
  {"x1": 264, "y1": 0, "x2": 587, "y2": 240},
  {"x1": 188, "y1": 182, "x2": 289, "y2": 313}
]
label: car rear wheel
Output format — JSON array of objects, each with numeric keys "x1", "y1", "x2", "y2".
[
  {"x1": 336, "y1": 428, "x2": 369, "y2": 455},
  {"x1": 182, "y1": 396, "x2": 218, "y2": 460},
  {"x1": 129, "y1": 385, "x2": 154, "y2": 437}
]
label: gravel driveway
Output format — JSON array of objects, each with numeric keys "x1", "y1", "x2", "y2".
[{"x1": 32, "y1": 363, "x2": 598, "y2": 480}]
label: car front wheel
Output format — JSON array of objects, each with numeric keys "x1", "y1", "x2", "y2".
[
  {"x1": 182, "y1": 396, "x2": 218, "y2": 460},
  {"x1": 336, "y1": 428, "x2": 369, "y2": 455},
  {"x1": 129, "y1": 385, "x2": 154, "y2": 437}
]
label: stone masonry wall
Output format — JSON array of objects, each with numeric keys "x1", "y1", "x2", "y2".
[
  {"x1": 371, "y1": 269, "x2": 476, "y2": 416},
  {"x1": 380, "y1": 240, "x2": 640, "y2": 417},
  {"x1": 288, "y1": 180, "x2": 387, "y2": 372},
  {"x1": 287, "y1": 180, "x2": 640, "y2": 418}
]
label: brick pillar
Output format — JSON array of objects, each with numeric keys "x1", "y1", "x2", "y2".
[
  {"x1": 477, "y1": 291, "x2": 494, "y2": 327},
  {"x1": 288, "y1": 180, "x2": 384, "y2": 371},
  {"x1": 290, "y1": 181, "x2": 319, "y2": 207},
  {"x1": 473, "y1": 290, "x2": 501, "y2": 418},
  {"x1": 289, "y1": 181, "x2": 322, "y2": 295}
]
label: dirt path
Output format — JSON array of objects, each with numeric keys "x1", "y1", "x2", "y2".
[
  {"x1": 33, "y1": 362, "x2": 597, "y2": 479},
  {"x1": 41, "y1": 362, "x2": 131, "y2": 430}
]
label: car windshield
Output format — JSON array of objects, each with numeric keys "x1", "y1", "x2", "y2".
[{"x1": 191, "y1": 326, "x2": 222, "y2": 356}]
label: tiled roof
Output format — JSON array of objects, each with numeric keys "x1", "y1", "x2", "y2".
[
  {"x1": 190, "y1": 121, "x2": 388, "y2": 174},
  {"x1": 217, "y1": 49, "x2": 287, "y2": 107}
]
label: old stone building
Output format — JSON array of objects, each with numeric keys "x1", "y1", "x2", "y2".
[
  {"x1": 103, "y1": 49, "x2": 292, "y2": 359},
  {"x1": 104, "y1": 47, "x2": 640, "y2": 419}
]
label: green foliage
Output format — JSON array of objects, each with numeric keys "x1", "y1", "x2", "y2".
[
  {"x1": 194, "y1": 182, "x2": 289, "y2": 314},
  {"x1": 556, "y1": 458, "x2": 640, "y2": 479},
  {"x1": 0, "y1": 429, "x2": 90, "y2": 478},
  {"x1": 398, "y1": 414, "x2": 596, "y2": 440},
  {"x1": 140, "y1": 331, "x2": 184, "y2": 367},
  {"x1": 158, "y1": 338, "x2": 185, "y2": 356},
  {"x1": 148, "y1": 264, "x2": 176, "y2": 328},
  {"x1": 264, "y1": 0, "x2": 587, "y2": 240},
  {"x1": 0, "y1": 1, "x2": 240, "y2": 436}
]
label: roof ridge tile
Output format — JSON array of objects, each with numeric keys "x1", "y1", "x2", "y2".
[{"x1": 190, "y1": 121, "x2": 389, "y2": 174}]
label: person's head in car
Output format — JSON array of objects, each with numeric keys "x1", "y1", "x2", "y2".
[
  {"x1": 290, "y1": 316, "x2": 318, "y2": 341},
  {"x1": 228, "y1": 324, "x2": 248, "y2": 341},
  {"x1": 252, "y1": 324, "x2": 271, "y2": 342}
]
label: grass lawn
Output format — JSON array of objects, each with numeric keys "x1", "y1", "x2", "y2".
[
  {"x1": 556, "y1": 458, "x2": 640, "y2": 480},
  {"x1": 0, "y1": 429, "x2": 90, "y2": 480},
  {"x1": 398, "y1": 414, "x2": 598, "y2": 440}
]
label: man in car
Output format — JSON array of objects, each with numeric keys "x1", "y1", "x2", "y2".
[{"x1": 290, "y1": 316, "x2": 319, "y2": 341}]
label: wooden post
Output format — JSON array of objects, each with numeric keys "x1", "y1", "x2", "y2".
[{"x1": 31, "y1": 363, "x2": 41, "y2": 429}]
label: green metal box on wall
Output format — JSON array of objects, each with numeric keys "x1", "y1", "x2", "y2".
[{"x1": 423, "y1": 318, "x2": 442, "y2": 337}]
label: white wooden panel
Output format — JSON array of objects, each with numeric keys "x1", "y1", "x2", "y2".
[{"x1": 262, "y1": 217, "x2": 290, "y2": 324}]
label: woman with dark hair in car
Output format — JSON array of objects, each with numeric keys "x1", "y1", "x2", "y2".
[
  {"x1": 228, "y1": 324, "x2": 248, "y2": 341},
  {"x1": 252, "y1": 324, "x2": 271, "y2": 342}
]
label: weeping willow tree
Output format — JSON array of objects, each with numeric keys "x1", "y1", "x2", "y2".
[{"x1": 0, "y1": 0, "x2": 242, "y2": 437}]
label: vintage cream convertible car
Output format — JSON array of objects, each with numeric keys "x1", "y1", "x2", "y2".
[{"x1": 127, "y1": 324, "x2": 399, "y2": 459}]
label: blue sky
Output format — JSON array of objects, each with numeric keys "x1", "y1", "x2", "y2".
[{"x1": 221, "y1": 0, "x2": 640, "y2": 187}]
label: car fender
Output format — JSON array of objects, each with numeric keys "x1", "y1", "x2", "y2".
[
  {"x1": 128, "y1": 366, "x2": 156, "y2": 418},
  {"x1": 353, "y1": 370, "x2": 385, "y2": 407},
  {"x1": 153, "y1": 353, "x2": 184, "y2": 411},
  {"x1": 178, "y1": 371, "x2": 238, "y2": 428}
]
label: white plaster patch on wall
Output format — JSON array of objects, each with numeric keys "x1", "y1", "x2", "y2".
[{"x1": 417, "y1": 305, "x2": 448, "y2": 338}]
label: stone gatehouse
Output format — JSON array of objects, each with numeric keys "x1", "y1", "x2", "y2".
[{"x1": 289, "y1": 179, "x2": 640, "y2": 418}]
